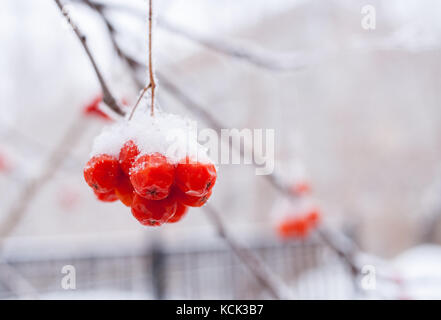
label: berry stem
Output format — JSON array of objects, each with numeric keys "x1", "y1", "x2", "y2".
[
  {"x1": 148, "y1": 0, "x2": 156, "y2": 116},
  {"x1": 128, "y1": 83, "x2": 152, "y2": 120}
]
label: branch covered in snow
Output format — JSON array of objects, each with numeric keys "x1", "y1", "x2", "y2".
[{"x1": 54, "y1": 0, "x2": 125, "y2": 116}]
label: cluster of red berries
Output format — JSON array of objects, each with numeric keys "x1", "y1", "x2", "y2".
[
  {"x1": 277, "y1": 208, "x2": 320, "y2": 239},
  {"x1": 275, "y1": 179, "x2": 322, "y2": 239},
  {"x1": 84, "y1": 140, "x2": 217, "y2": 226}
]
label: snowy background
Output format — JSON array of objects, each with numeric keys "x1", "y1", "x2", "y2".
[{"x1": 0, "y1": 0, "x2": 441, "y2": 299}]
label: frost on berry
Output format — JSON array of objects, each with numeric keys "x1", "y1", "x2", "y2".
[
  {"x1": 130, "y1": 153, "x2": 175, "y2": 200},
  {"x1": 84, "y1": 154, "x2": 122, "y2": 193},
  {"x1": 131, "y1": 194, "x2": 177, "y2": 226},
  {"x1": 175, "y1": 158, "x2": 217, "y2": 197},
  {"x1": 119, "y1": 140, "x2": 140, "y2": 176}
]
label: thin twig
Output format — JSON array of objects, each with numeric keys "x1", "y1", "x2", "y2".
[
  {"x1": 0, "y1": 261, "x2": 39, "y2": 299},
  {"x1": 54, "y1": 0, "x2": 124, "y2": 116},
  {"x1": 157, "y1": 18, "x2": 311, "y2": 72},
  {"x1": 80, "y1": 0, "x2": 143, "y2": 88},
  {"x1": 0, "y1": 116, "x2": 88, "y2": 247},
  {"x1": 74, "y1": 0, "x2": 312, "y2": 71},
  {"x1": 148, "y1": 0, "x2": 156, "y2": 116},
  {"x1": 128, "y1": 83, "x2": 152, "y2": 120},
  {"x1": 205, "y1": 205, "x2": 290, "y2": 299}
]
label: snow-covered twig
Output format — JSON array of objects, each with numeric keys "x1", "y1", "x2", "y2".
[{"x1": 53, "y1": 0, "x2": 125, "y2": 116}]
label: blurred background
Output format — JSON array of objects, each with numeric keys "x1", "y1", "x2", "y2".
[{"x1": 0, "y1": 0, "x2": 441, "y2": 299}]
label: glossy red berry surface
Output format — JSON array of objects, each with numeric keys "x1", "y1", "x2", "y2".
[
  {"x1": 131, "y1": 194, "x2": 177, "y2": 226},
  {"x1": 167, "y1": 202, "x2": 188, "y2": 223},
  {"x1": 115, "y1": 175, "x2": 135, "y2": 207},
  {"x1": 94, "y1": 189, "x2": 118, "y2": 202},
  {"x1": 174, "y1": 186, "x2": 212, "y2": 207},
  {"x1": 84, "y1": 154, "x2": 122, "y2": 193},
  {"x1": 119, "y1": 140, "x2": 140, "y2": 176},
  {"x1": 175, "y1": 158, "x2": 216, "y2": 197},
  {"x1": 130, "y1": 153, "x2": 175, "y2": 200}
]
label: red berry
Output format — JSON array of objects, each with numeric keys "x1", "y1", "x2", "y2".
[
  {"x1": 291, "y1": 181, "x2": 311, "y2": 195},
  {"x1": 277, "y1": 217, "x2": 309, "y2": 239},
  {"x1": 130, "y1": 153, "x2": 175, "y2": 200},
  {"x1": 175, "y1": 158, "x2": 216, "y2": 197},
  {"x1": 174, "y1": 186, "x2": 212, "y2": 207},
  {"x1": 131, "y1": 194, "x2": 177, "y2": 226},
  {"x1": 82, "y1": 95, "x2": 112, "y2": 121},
  {"x1": 306, "y1": 208, "x2": 321, "y2": 227},
  {"x1": 119, "y1": 140, "x2": 140, "y2": 176},
  {"x1": 167, "y1": 202, "x2": 188, "y2": 223},
  {"x1": 84, "y1": 154, "x2": 122, "y2": 193},
  {"x1": 115, "y1": 175, "x2": 135, "y2": 207},
  {"x1": 94, "y1": 189, "x2": 118, "y2": 202}
]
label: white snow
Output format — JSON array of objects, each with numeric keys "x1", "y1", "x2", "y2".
[{"x1": 90, "y1": 108, "x2": 213, "y2": 165}]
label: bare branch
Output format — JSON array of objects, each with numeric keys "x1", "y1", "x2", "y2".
[
  {"x1": 157, "y1": 18, "x2": 311, "y2": 72},
  {"x1": 75, "y1": 0, "x2": 312, "y2": 71},
  {"x1": 80, "y1": 0, "x2": 143, "y2": 88},
  {"x1": 148, "y1": 0, "x2": 156, "y2": 115},
  {"x1": 0, "y1": 261, "x2": 39, "y2": 299},
  {"x1": 54, "y1": 0, "x2": 125, "y2": 116},
  {"x1": 205, "y1": 205, "x2": 290, "y2": 299},
  {"x1": 0, "y1": 116, "x2": 88, "y2": 246}
]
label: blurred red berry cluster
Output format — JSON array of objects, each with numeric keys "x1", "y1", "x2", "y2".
[
  {"x1": 84, "y1": 140, "x2": 217, "y2": 226},
  {"x1": 277, "y1": 208, "x2": 320, "y2": 239},
  {"x1": 276, "y1": 180, "x2": 322, "y2": 239},
  {"x1": 82, "y1": 95, "x2": 112, "y2": 121}
]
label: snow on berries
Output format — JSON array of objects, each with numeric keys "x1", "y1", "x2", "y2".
[{"x1": 83, "y1": 111, "x2": 217, "y2": 226}]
